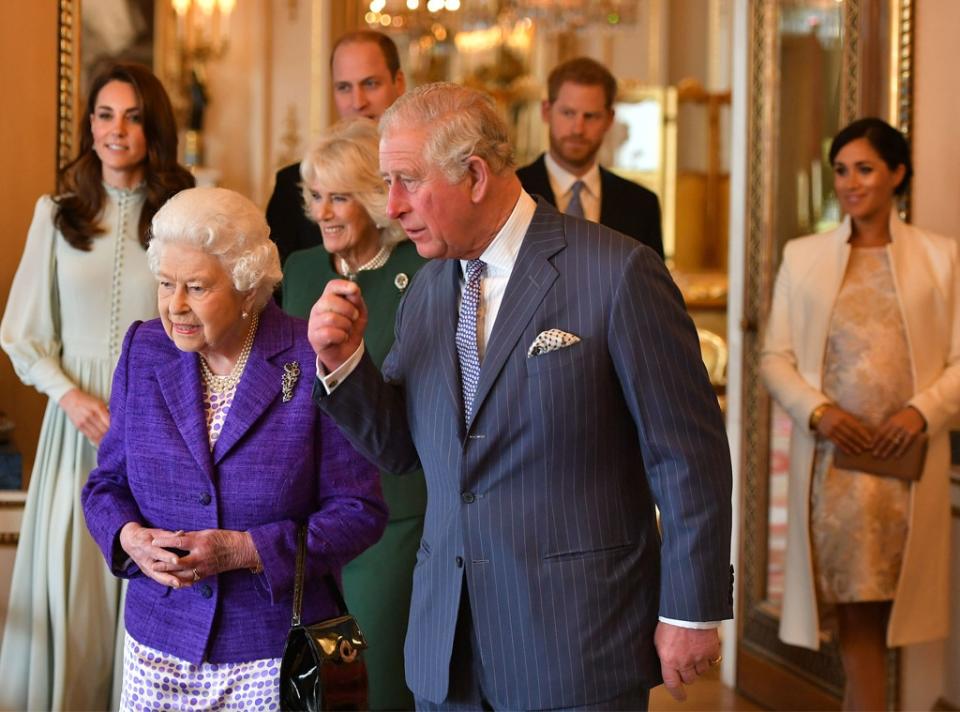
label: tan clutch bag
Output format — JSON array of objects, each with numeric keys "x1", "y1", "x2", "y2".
[{"x1": 834, "y1": 433, "x2": 929, "y2": 481}]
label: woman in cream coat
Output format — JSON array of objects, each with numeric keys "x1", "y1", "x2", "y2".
[{"x1": 762, "y1": 118, "x2": 960, "y2": 710}]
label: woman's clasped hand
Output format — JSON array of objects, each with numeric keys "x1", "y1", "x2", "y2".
[
  {"x1": 119, "y1": 522, "x2": 259, "y2": 587},
  {"x1": 815, "y1": 404, "x2": 926, "y2": 457}
]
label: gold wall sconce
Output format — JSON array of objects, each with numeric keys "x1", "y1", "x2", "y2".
[{"x1": 170, "y1": 0, "x2": 236, "y2": 168}]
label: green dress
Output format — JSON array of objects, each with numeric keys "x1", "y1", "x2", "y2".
[{"x1": 284, "y1": 240, "x2": 427, "y2": 710}]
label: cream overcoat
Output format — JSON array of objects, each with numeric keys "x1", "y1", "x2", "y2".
[{"x1": 761, "y1": 211, "x2": 960, "y2": 649}]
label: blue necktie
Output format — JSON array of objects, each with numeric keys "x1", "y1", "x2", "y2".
[
  {"x1": 566, "y1": 180, "x2": 585, "y2": 219},
  {"x1": 456, "y1": 259, "x2": 485, "y2": 422}
]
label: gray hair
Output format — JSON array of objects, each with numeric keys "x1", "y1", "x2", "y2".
[
  {"x1": 147, "y1": 187, "x2": 282, "y2": 311},
  {"x1": 379, "y1": 82, "x2": 514, "y2": 183},
  {"x1": 300, "y1": 118, "x2": 405, "y2": 247}
]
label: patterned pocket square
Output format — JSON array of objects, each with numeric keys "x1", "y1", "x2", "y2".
[{"x1": 527, "y1": 329, "x2": 581, "y2": 357}]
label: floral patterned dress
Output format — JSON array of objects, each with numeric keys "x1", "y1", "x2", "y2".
[{"x1": 810, "y1": 246, "x2": 912, "y2": 603}]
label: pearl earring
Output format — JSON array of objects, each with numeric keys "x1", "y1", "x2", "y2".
[{"x1": 242, "y1": 311, "x2": 249, "y2": 320}]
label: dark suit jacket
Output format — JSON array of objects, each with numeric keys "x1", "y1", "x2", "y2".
[
  {"x1": 315, "y1": 200, "x2": 732, "y2": 708},
  {"x1": 82, "y1": 303, "x2": 387, "y2": 664},
  {"x1": 517, "y1": 153, "x2": 664, "y2": 258},
  {"x1": 266, "y1": 162, "x2": 323, "y2": 266}
]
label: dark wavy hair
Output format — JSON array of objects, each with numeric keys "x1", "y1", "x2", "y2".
[
  {"x1": 54, "y1": 62, "x2": 194, "y2": 250},
  {"x1": 829, "y1": 117, "x2": 912, "y2": 196}
]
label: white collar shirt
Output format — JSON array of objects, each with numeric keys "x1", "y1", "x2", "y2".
[{"x1": 459, "y1": 189, "x2": 537, "y2": 361}]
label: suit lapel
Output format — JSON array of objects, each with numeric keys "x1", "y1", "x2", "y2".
[
  {"x1": 212, "y1": 303, "x2": 291, "y2": 464},
  {"x1": 469, "y1": 202, "x2": 564, "y2": 426},
  {"x1": 156, "y1": 350, "x2": 214, "y2": 478},
  {"x1": 598, "y1": 167, "x2": 615, "y2": 226},
  {"x1": 432, "y1": 260, "x2": 465, "y2": 421},
  {"x1": 529, "y1": 155, "x2": 557, "y2": 206}
]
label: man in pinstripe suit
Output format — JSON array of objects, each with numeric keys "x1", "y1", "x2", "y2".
[{"x1": 310, "y1": 83, "x2": 733, "y2": 710}]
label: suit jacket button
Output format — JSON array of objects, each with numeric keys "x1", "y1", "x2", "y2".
[
  {"x1": 455, "y1": 556, "x2": 464, "y2": 568},
  {"x1": 199, "y1": 493, "x2": 212, "y2": 505},
  {"x1": 200, "y1": 584, "x2": 213, "y2": 599},
  {"x1": 461, "y1": 492, "x2": 476, "y2": 503}
]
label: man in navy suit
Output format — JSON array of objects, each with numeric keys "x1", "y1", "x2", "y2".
[
  {"x1": 517, "y1": 57, "x2": 664, "y2": 259},
  {"x1": 265, "y1": 30, "x2": 406, "y2": 266},
  {"x1": 309, "y1": 83, "x2": 732, "y2": 710}
]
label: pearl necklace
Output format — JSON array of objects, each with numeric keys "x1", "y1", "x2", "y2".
[
  {"x1": 199, "y1": 311, "x2": 259, "y2": 394},
  {"x1": 339, "y1": 244, "x2": 391, "y2": 279}
]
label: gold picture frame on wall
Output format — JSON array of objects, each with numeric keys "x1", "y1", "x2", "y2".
[
  {"x1": 57, "y1": 0, "x2": 80, "y2": 170},
  {"x1": 607, "y1": 82, "x2": 678, "y2": 261}
]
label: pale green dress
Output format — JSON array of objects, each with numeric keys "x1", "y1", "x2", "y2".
[{"x1": 0, "y1": 185, "x2": 157, "y2": 711}]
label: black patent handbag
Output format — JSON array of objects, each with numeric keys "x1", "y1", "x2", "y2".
[{"x1": 280, "y1": 526, "x2": 369, "y2": 711}]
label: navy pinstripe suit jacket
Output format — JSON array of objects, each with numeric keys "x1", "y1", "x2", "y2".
[{"x1": 316, "y1": 200, "x2": 733, "y2": 708}]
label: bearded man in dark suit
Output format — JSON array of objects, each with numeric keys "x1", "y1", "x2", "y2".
[{"x1": 517, "y1": 56, "x2": 664, "y2": 259}]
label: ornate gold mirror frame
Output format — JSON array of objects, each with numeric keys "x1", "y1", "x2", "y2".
[
  {"x1": 738, "y1": 0, "x2": 913, "y2": 708},
  {"x1": 57, "y1": 0, "x2": 80, "y2": 170}
]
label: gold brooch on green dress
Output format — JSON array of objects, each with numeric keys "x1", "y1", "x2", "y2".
[
  {"x1": 282, "y1": 362, "x2": 301, "y2": 402},
  {"x1": 394, "y1": 273, "x2": 409, "y2": 292}
]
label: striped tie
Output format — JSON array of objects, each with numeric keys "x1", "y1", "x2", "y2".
[
  {"x1": 566, "y1": 180, "x2": 585, "y2": 218},
  {"x1": 456, "y1": 259, "x2": 485, "y2": 422}
]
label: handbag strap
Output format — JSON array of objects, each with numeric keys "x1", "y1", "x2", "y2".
[{"x1": 291, "y1": 524, "x2": 351, "y2": 627}]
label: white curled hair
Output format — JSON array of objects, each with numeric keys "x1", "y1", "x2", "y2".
[
  {"x1": 147, "y1": 187, "x2": 282, "y2": 311},
  {"x1": 379, "y1": 82, "x2": 515, "y2": 183}
]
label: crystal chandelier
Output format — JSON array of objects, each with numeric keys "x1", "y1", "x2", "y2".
[{"x1": 364, "y1": 0, "x2": 640, "y2": 34}]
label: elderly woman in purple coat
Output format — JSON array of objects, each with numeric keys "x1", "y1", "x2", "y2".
[{"x1": 81, "y1": 186, "x2": 386, "y2": 709}]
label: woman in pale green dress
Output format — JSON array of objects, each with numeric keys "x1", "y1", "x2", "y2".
[{"x1": 0, "y1": 63, "x2": 193, "y2": 711}]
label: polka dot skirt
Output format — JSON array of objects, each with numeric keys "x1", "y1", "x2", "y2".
[{"x1": 120, "y1": 634, "x2": 280, "y2": 711}]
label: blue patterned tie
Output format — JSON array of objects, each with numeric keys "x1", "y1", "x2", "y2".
[
  {"x1": 456, "y1": 259, "x2": 485, "y2": 421},
  {"x1": 566, "y1": 180, "x2": 585, "y2": 219}
]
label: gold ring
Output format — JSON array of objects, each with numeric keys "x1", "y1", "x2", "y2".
[
  {"x1": 709, "y1": 655, "x2": 723, "y2": 666},
  {"x1": 192, "y1": 568, "x2": 200, "y2": 582}
]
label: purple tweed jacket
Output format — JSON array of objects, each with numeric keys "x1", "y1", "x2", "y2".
[{"x1": 82, "y1": 302, "x2": 386, "y2": 664}]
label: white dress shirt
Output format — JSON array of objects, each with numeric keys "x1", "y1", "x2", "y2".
[
  {"x1": 544, "y1": 152, "x2": 602, "y2": 222},
  {"x1": 459, "y1": 190, "x2": 535, "y2": 359}
]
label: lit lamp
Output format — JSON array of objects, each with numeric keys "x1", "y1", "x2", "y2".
[{"x1": 171, "y1": 0, "x2": 235, "y2": 169}]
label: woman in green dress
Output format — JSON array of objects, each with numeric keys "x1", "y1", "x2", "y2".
[{"x1": 282, "y1": 117, "x2": 427, "y2": 710}]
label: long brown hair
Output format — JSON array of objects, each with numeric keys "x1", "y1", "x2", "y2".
[{"x1": 55, "y1": 63, "x2": 194, "y2": 250}]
